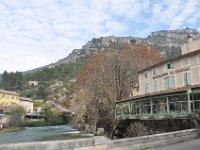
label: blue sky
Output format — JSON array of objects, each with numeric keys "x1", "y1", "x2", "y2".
[{"x1": 0, "y1": 0, "x2": 200, "y2": 73}]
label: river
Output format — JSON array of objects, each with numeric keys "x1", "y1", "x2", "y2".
[{"x1": 0, "y1": 125, "x2": 85, "y2": 144}]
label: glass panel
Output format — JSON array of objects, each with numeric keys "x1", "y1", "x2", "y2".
[
  {"x1": 194, "y1": 101, "x2": 200, "y2": 111},
  {"x1": 152, "y1": 97, "x2": 167, "y2": 114},
  {"x1": 122, "y1": 103, "x2": 130, "y2": 115},
  {"x1": 145, "y1": 83, "x2": 150, "y2": 94},
  {"x1": 191, "y1": 93, "x2": 200, "y2": 100},
  {"x1": 183, "y1": 72, "x2": 192, "y2": 86},
  {"x1": 116, "y1": 105, "x2": 123, "y2": 115},
  {"x1": 141, "y1": 100, "x2": 151, "y2": 115},
  {"x1": 164, "y1": 76, "x2": 175, "y2": 89},
  {"x1": 164, "y1": 77, "x2": 168, "y2": 89},
  {"x1": 198, "y1": 54, "x2": 200, "y2": 63},
  {"x1": 169, "y1": 76, "x2": 175, "y2": 88},
  {"x1": 182, "y1": 58, "x2": 189, "y2": 66},
  {"x1": 154, "y1": 80, "x2": 158, "y2": 92},
  {"x1": 131, "y1": 102, "x2": 141, "y2": 115},
  {"x1": 169, "y1": 94, "x2": 188, "y2": 113}
]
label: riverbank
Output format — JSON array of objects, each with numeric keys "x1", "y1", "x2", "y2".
[{"x1": 0, "y1": 127, "x2": 22, "y2": 133}]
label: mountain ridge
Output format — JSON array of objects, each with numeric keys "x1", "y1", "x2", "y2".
[{"x1": 25, "y1": 28, "x2": 200, "y2": 74}]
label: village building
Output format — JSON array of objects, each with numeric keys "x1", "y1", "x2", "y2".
[
  {"x1": 115, "y1": 36, "x2": 200, "y2": 120},
  {"x1": 0, "y1": 90, "x2": 20, "y2": 112},
  {"x1": 19, "y1": 97, "x2": 34, "y2": 113},
  {"x1": 28, "y1": 80, "x2": 39, "y2": 86},
  {"x1": 0, "y1": 89, "x2": 45, "y2": 122},
  {"x1": 0, "y1": 89, "x2": 34, "y2": 113}
]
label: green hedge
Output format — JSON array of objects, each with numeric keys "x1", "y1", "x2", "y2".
[{"x1": 21, "y1": 120, "x2": 48, "y2": 127}]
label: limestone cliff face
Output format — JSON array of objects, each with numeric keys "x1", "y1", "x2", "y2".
[
  {"x1": 142, "y1": 28, "x2": 200, "y2": 58},
  {"x1": 54, "y1": 28, "x2": 200, "y2": 65}
]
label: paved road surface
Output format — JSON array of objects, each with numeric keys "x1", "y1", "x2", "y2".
[{"x1": 154, "y1": 139, "x2": 200, "y2": 150}]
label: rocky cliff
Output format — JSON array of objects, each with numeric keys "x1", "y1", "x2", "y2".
[{"x1": 54, "y1": 28, "x2": 200, "y2": 66}]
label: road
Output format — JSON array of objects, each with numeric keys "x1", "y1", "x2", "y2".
[{"x1": 154, "y1": 139, "x2": 200, "y2": 150}]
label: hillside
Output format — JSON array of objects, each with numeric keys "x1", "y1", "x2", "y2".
[
  {"x1": 54, "y1": 28, "x2": 200, "y2": 66},
  {"x1": 1, "y1": 28, "x2": 200, "y2": 108}
]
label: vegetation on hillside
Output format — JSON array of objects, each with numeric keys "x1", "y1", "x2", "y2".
[
  {"x1": 0, "y1": 57, "x2": 87, "y2": 101},
  {"x1": 0, "y1": 42, "x2": 164, "y2": 131}
]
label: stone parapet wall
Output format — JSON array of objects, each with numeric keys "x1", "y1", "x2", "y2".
[
  {"x1": 0, "y1": 129, "x2": 198, "y2": 150},
  {"x1": 108, "y1": 129, "x2": 198, "y2": 150}
]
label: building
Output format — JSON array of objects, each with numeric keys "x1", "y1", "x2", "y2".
[
  {"x1": 28, "y1": 80, "x2": 39, "y2": 86},
  {"x1": 0, "y1": 90, "x2": 20, "y2": 111},
  {"x1": 19, "y1": 97, "x2": 33, "y2": 113},
  {"x1": 0, "y1": 89, "x2": 45, "y2": 122},
  {"x1": 0, "y1": 89, "x2": 34, "y2": 113},
  {"x1": 115, "y1": 36, "x2": 200, "y2": 120}
]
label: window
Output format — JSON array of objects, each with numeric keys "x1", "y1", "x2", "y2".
[
  {"x1": 163, "y1": 76, "x2": 175, "y2": 89},
  {"x1": 153, "y1": 80, "x2": 159, "y2": 92},
  {"x1": 144, "y1": 71, "x2": 149, "y2": 79},
  {"x1": 164, "y1": 63, "x2": 173, "y2": 70},
  {"x1": 145, "y1": 83, "x2": 150, "y2": 94},
  {"x1": 152, "y1": 68, "x2": 158, "y2": 76},
  {"x1": 131, "y1": 102, "x2": 141, "y2": 115},
  {"x1": 183, "y1": 72, "x2": 192, "y2": 86},
  {"x1": 115, "y1": 105, "x2": 122, "y2": 115},
  {"x1": 197, "y1": 54, "x2": 200, "y2": 63},
  {"x1": 181, "y1": 58, "x2": 190, "y2": 66},
  {"x1": 141, "y1": 100, "x2": 151, "y2": 114},
  {"x1": 123, "y1": 104, "x2": 130, "y2": 115},
  {"x1": 169, "y1": 95, "x2": 188, "y2": 113},
  {"x1": 152, "y1": 97, "x2": 167, "y2": 114}
]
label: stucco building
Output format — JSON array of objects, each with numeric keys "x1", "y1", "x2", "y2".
[
  {"x1": 0, "y1": 89, "x2": 33, "y2": 113},
  {"x1": 19, "y1": 97, "x2": 33, "y2": 113},
  {"x1": 115, "y1": 36, "x2": 200, "y2": 120},
  {"x1": 0, "y1": 90, "x2": 20, "y2": 110},
  {"x1": 139, "y1": 36, "x2": 200, "y2": 95}
]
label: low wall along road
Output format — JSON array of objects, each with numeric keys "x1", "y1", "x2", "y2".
[{"x1": 0, "y1": 129, "x2": 198, "y2": 150}]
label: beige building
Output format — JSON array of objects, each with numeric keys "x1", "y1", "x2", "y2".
[
  {"x1": 139, "y1": 36, "x2": 200, "y2": 95},
  {"x1": 19, "y1": 97, "x2": 34, "y2": 113},
  {"x1": 0, "y1": 89, "x2": 34, "y2": 113},
  {"x1": 115, "y1": 36, "x2": 200, "y2": 120},
  {"x1": 0, "y1": 90, "x2": 20, "y2": 106}
]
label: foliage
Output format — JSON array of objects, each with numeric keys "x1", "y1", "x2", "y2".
[
  {"x1": 33, "y1": 101, "x2": 45, "y2": 107},
  {"x1": 6, "y1": 105, "x2": 26, "y2": 128},
  {"x1": 123, "y1": 122, "x2": 152, "y2": 137},
  {"x1": 24, "y1": 58, "x2": 86, "y2": 83},
  {"x1": 21, "y1": 120, "x2": 48, "y2": 127},
  {"x1": 74, "y1": 43, "x2": 163, "y2": 132},
  {"x1": 0, "y1": 71, "x2": 24, "y2": 90},
  {"x1": 43, "y1": 104, "x2": 65, "y2": 125},
  {"x1": 0, "y1": 57, "x2": 86, "y2": 101}
]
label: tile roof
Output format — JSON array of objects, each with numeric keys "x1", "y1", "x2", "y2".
[
  {"x1": 0, "y1": 89, "x2": 20, "y2": 96},
  {"x1": 19, "y1": 97, "x2": 33, "y2": 102}
]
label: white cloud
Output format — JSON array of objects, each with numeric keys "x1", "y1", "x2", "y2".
[{"x1": 0, "y1": 0, "x2": 199, "y2": 73}]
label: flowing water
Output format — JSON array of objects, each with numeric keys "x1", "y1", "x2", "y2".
[{"x1": 0, "y1": 125, "x2": 84, "y2": 144}]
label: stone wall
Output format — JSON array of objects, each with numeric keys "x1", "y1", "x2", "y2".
[
  {"x1": 0, "y1": 129, "x2": 198, "y2": 150},
  {"x1": 108, "y1": 129, "x2": 198, "y2": 150}
]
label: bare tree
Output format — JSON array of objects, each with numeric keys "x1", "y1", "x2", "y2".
[{"x1": 73, "y1": 43, "x2": 163, "y2": 132}]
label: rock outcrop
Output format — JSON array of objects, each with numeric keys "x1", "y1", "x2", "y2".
[{"x1": 55, "y1": 28, "x2": 200, "y2": 65}]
